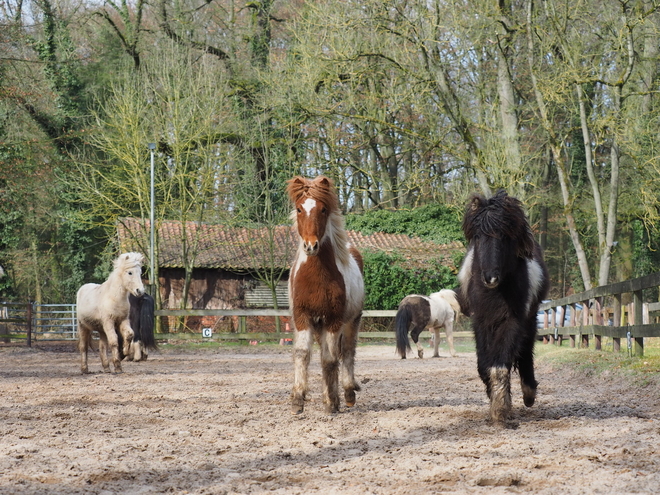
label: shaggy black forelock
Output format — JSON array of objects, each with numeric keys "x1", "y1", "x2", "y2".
[{"x1": 462, "y1": 190, "x2": 535, "y2": 258}]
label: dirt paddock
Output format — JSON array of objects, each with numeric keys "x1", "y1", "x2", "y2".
[{"x1": 1, "y1": 342, "x2": 659, "y2": 494}]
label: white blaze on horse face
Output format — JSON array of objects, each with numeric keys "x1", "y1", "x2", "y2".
[{"x1": 301, "y1": 197, "x2": 316, "y2": 215}]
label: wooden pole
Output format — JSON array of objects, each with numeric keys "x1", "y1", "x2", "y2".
[
  {"x1": 594, "y1": 298, "x2": 602, "y2": 351},
  {"x1": 632, "y1": 291, "x2": 644, "y2": 357},
  {"x1": 570, "y1": 303, "x2": 577, "y2": 348},
  {"x1": 613, "y1": 294, "x2": 621, "y2": 352},
  {"x1": 26, "y1": 301, "x2": 32, "y2": 348},
  {"x1": 581, "y1": 299, "x2": 589, "y2": 348}
]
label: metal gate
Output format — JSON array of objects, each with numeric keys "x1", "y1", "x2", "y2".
[
  {"x1": 32, "y1": 304, "x2": 77, "y2": 340},
  {"x1": 0, "y1": 302, "x2": 77, "y2": 344}
]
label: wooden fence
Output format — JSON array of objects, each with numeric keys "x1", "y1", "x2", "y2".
[
  {"x1": 537, "y1": 271, "x2": 660, "y2": 357},
  {"x1": 154, "y1": 308, "x2": 473, "y2": 343}
]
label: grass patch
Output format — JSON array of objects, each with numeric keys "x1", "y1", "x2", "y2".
[{"x1": 534, "y1": 337, "x2": 660, "y2": 380}]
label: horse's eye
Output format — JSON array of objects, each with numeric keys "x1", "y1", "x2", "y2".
[
  {"x1": 297, "y1": 207, "x2": 301, "y2": 213},
  {"x1": 322, "y1": 207, "x2": 327, "y2": 214},
  {"x1": 128, "y1": 271, "x2": 132, "y2": 275}
]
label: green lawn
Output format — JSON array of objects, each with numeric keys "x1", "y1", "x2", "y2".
[{"x1": 534, "y1": 337, "x2": 660, "y2": 381}]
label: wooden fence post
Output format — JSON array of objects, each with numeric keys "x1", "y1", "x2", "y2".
[
  {"x1": 26, "y1": 301, "x2": 32, "y2": 348},
  {"x1": 594, "y1": 298, "x2": 602, "y2": 351},
  {"x1": 549, "y1": 307, "x2": 556, "y2": 344},
  {"x1": 569, "y1": 303, "x2": 577, "y2": 348},
  {"x1": 581, "y1": 299, "x2": 589, "y2": 348},
  {"x1": 613, "y1": 294, "x2": 621, "y2": 352},
  {"x1": 632, "y1": 291, "x2": 644, "y2": 357}
]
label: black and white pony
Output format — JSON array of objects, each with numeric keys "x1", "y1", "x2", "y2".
[
  {"x1": 127, "y1": 292, "x2": 157, "y2": 361},
  {"x1": 395, "y1": 289, "x2": 461, "y2": 359},
  {"x1": 458, "y1": 190, "x2": 549, "y2": 423}
]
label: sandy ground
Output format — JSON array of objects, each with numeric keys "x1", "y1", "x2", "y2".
[{"x1": 0, "y1": 341, "x2": 659, "y2": 495}]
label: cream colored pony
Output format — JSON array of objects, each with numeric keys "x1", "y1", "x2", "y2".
[{"x1": 77, "y1": 252, "x2": 145, "y2": 374}]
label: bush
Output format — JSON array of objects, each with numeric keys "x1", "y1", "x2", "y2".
[
  {"x1": 362, "y1": 250, "x2": 457, "y2": 310},
  {"x1": 346, "y1": 204, "x2": 463, "y2": 244}
]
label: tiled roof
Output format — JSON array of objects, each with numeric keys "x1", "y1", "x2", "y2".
[{"x1": 117, "y1": 217, "x2": 464, "y2": 271}]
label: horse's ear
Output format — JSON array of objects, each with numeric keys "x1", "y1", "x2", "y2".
[
  {"x1": 463, "y1": 194, "x2": 484, "y2": 241},
  {"x1": 286, "y1": 176, "x2": 307, "y2": 201}
]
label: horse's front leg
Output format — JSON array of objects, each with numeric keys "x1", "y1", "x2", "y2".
[
  {"x1": 130, "y1": 340, "x2": 143, "y2": 362},
  {"x1": 432, "y1": 327, "x2": 441, "y2": 357},
  {"x1": 517, "y1": 325, "x2": 538, "y2": 407},
  {"x1": 340, "y1": 316, "x2": 361, "y2": 408},
  {"x1": 98, "y1": 333, "x2": 111, "y2": 373},
  {"x1": 118, "y1": 319, "x2": 135, "y2": 360},
  {"x1": 102, "y1": 322, "x2": 123, "y2": 373},
  {"x1": 291, "y1": 324, "x2": 312, "y2": 415},
  {"x1": 320, "y1": 328, "x2": 341, "y2": 414},
  {"x1": 78, "y1": 323, "x2": 91, "y2": 374},
  {"x1": 445, "y1": 319, "x2": 457, "y2": 357}
]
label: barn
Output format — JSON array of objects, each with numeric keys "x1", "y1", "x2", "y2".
[{"x1": 117, "y1": 217, "x2": 462, "y2": 332}]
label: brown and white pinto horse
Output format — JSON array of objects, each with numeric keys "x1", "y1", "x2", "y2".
[{"x1": 287, "y1": 176, "x2": 365, "y2": 414}]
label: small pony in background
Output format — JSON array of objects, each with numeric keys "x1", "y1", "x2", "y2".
[
  {"x1": 287, "y1": 176, "x2": 365, "y2": 414},
  {"x1": 77, "y1": 252, "x2": 145, "y2": 374},
  {"x1": 395, "y1": 289, "x2": 461, "y2": 359},
  {"x1": 458, "y1": 190, "x2": 549, "y2": 423},
  {"x1": 127, "y1": 292, "x2": 157, "y2": 362}
]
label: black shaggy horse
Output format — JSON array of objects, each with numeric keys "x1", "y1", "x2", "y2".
[
  {"x1": 127, "y1": 292, "x2": 157, "y2": 361},
  {"x1": 458, "y1": 190, "x2": 549, "y2": 423}
]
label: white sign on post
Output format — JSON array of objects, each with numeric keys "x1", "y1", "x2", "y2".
[{"x1": 202, "y1": 328, "x2": 213, "y2": 338}]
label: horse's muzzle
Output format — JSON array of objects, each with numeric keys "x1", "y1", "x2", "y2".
[
  {"x1": 303, "y1": 240, "x2": 319, "y2": 256},
  {"x1": 482, "y1": 272, "x2": 500, "y2": 289}
]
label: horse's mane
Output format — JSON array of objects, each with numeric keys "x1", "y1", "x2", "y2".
[
  {"x1": 287, "y1": 176, "x2": 351, "y2": 265},
  {"x1": 113, "y1": 252, "x2": 144, "y2": 272},
  {"x1": 462, "y1": 189, "x2": 535, "y2": 258}
]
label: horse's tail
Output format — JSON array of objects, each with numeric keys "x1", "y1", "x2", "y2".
[
  {"x1": 395, "y1": 302, "x2": 413, "y2": 358},
  {"x1": 139, "y1": 293, "x2": 158, "y2": 350},
  {"x1": 439, "y1": 289, "x2": 462, "y2": 320}
]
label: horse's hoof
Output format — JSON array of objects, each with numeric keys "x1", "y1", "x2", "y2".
[
  {"x1": 418, "y1": 350, "x2": 424, "y2": 359},
  {"x1": 432, "y1": 354, "x2": 440, "y2": 358},
  {"x1": 291, "y1": 397, "x2": 305, "y2": 415},
  {"x1": 325, "y1": 403, "x2": 340, "y2": 414},
  {"x1": 345, "y1": 389, "x2": 356, "y2": 407},
  {"x1": 81, "y1": 368, "x2": 90, "y2": 375},
  {"x1": 103, "y1": 368, "x2": 111, "y2": 373},
  {"x1": 401, "y1": 355, "x2": 406, "y2": 360},
  {"x1": 522, "y1": 388, "x2": 536, "y2": 407}
]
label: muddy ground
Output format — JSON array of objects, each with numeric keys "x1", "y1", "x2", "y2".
[{"x1": 0, "y1": 340, "x2": 659, "y2": 494}]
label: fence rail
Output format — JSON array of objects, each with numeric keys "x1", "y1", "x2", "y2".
[
  {"x1": 7, "y1": 268, "x2": 660, "y2": 356},
  {"x1": 538, "y1": 271, "x2": 660, "y2": 356}
]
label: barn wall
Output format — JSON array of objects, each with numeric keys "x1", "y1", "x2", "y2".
[
  {"x1": 159, "y1": 268, "x2": 249, "y2": 310},
  {"x1": 157, "y1": 268, "x2": 290, "y2": 332}
]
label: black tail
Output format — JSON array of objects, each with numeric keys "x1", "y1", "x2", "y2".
[
  {"x1": 129, "y1": 292, "x2": 158, "y2": 351},
  {"x1": 395, "y1": 303, "x2": 413, "y2": 359},
  {"x1": 139, "y1": 293, "x2": 157, "y2": 350}
]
